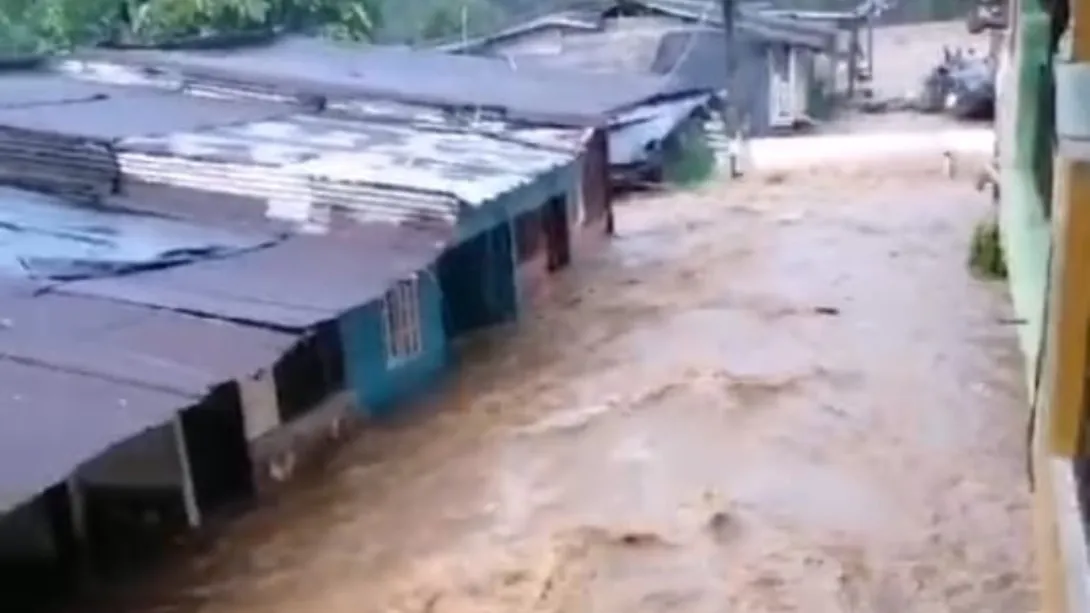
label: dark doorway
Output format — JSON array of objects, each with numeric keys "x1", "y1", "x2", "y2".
[
  {"x1": 181, "y1": 384, "x2": 254, "y2": 514},
  {"x1": 543, "y1": 196, "x2": 571, "y2": 271},
  {"x1": 438, "y1": 225, "x2": 517, "y2": 336}
]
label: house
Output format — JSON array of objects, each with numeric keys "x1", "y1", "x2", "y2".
[
  {"x1": 440, "y1": 1, "x2": 844, "y2": 144},
  {"x1": 0, "y1": 179, "x2": 453, "y2": 605},
  {"x1": 72, "y1": 34, "x2": 715, "y2": 187},
  {"x1": 0, "y1": 190, "x2": 289, "y2": 603},
  {"x1": 0, "y1": 64, "x2": 594, "y2": 336},
  {"x1": 0, "y1": 179, "x2": 449, "y2": 593},
  {"x1": 109, "y1": 111, "x2": 587, "y2": 327}
]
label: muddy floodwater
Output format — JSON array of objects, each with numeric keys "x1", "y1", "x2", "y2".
[{"x1": 110, "y1": 165, "x2": 1036, "y2": 613}]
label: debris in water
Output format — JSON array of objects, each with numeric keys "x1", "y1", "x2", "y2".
[
  {"x1": 618, "y1": 531, "x2": 669, "y2": 547},
  {"x1": 814, "y1": 306, "x2": 841, "y2": 316},
  {"x1": 515, "y1": 402, "x2": 616, "y2": 436},
  {"x1": 776, "y1": 211, "x2": 805, "y2": 225}
]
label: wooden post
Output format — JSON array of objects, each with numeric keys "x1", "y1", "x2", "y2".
[
  {"x1": 1045, "y1": 161, "x2": 1090, "y2": 457},
  {"x1": 1043, "y1": 0, "x2": 1090, "y2": 459},
  {"x1": 171, "y1": 414, "x2": 201, "y2": 529},
  {"x1": 64, "y1": 477, "x2": 86, "y2": 545},
  {"x1": 1036, "y1": 3, "x2": 1090, "y2": 611}
]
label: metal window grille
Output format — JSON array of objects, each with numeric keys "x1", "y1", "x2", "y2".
[{"x1": 382, "y1": 278, "x2": 424, "y2": 366}]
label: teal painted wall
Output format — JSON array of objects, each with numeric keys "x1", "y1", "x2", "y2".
[
  {"x1": 438, "y1": 223, "x2": 518, "y2": 336},
  {"x1": 338, "y1": 269, "x2": 448, "y2": 418},
  {"x1": 436, "y1": 158, "x2": 578, "y2": 338}
]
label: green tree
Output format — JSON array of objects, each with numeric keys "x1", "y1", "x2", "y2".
[
  {"x1": 0, "y1": 0, "x2": 382, "y2": 52},
  {"x1": 419, "y1": 0, "x2": 506, "y2": 42}
]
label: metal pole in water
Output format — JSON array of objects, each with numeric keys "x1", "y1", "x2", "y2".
[{"x1": 719, "y1": 0, "x2": 740, "y2": 176}]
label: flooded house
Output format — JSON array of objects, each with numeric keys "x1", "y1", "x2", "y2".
[
  {"x1": 0, "y1": 71, "x2": 465, "y2": 588},
  {"x1": 438, "y1": 0, "x2": 844, "y2": 170},
  {"x1": 72, "y1": 34, "x2": 715, "y2": 189},
  {"x1": 0, "y1": 187, "x2": 305, "y2": 605},
  {"x1": 0, "y1": 61, "x2": 595, "y2": 334},
  {"x1": 0, "y1": 173, "x2": 457, "y2": 604},
  {"x1": 0, "y1": 62, "x2": 590, "y2": 608}
]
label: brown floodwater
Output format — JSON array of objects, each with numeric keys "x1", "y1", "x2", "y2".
[{"x1": 102, "y1": 164, "x2": 1036, "y2": 613}]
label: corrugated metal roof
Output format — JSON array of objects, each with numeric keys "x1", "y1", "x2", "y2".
[
  {"x1": 77, "y1": 37, "x2": 710, "y2": 125},
  {"x1": 0, "y1": 73, "x2": 119, "y2": 108},
  {"x1": 66, "y1": 225, "x2": 447, "y2": 329},
  {"x1": 0, "y1": 352, "x2": 186, "y2": 513},
  {"x1": 0, "y1": 272, "x2": 298, "y2": 514},
  {"x1": 608, "y1": 95, "x2": 711, "y2": 165},
  {"x1": 0, "y1": 186, "x2": 279, "y2": 281},
  {"x1": 0, "y1": 79, "x2": 289, "y2": 141},
  {"x1": 0, "y1": 69, "x2": 294, "y2": 198},
  {"x1": 113, "y1": 113, "x2": 581, "y2": 228},
  {"x1": 0, "y1": 182, "x2": 446, "y2": 515},
  {"x1": 0, "y1": 279, "x2": 295, "y2": 397},
  {"x1": 0, "y1": 185, "x2": 445, "y2": 330},
  {"x1": 628, "y1": 0, "x2": 841, "y2": 48}
]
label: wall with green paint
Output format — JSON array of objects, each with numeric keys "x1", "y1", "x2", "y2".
[{"x1": 998, "y1": 4, "x2": 1053, "y2": 396}]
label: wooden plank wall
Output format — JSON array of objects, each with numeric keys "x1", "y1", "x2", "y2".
[{"x1": 1035, "y1": 0, "x2": 1090, "y2": 610}]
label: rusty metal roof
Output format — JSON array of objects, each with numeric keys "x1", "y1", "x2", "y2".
[
  {"x1": 64, "y1": 224, "x2": 446, "y2": 329},
  {"x1": 0, "y1": 185, "x2": 445, "y2": 330},
  {"x1": 113, "y1": 113, "x2": 581, "y2": 230},
  {"x1": 0, "y1": 274, "x2": 298, "y2": 514},
  {"x1": 0, "y1": 68, "x2": 291, "y2": 198},
  {"x1": 0, "y1": 184, "x2": 405, "y2": 514},
  {"x1": 0, "y1": 279, "x2": 296, "y2": 398},
  {"x1": 0, "y1": 352, "x2": 186, "y2": 513},
  {"x1": 0, "y1": 66, "x2": 584, "y2": 232}
]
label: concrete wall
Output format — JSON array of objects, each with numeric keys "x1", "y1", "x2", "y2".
[{"x1": 736, "y1": 42, "x2": 773, "y2": 136}]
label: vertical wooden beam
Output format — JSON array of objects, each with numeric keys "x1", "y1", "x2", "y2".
[
  {"x1": 64, "y1": 477, "x2": 86, "y2": 545},
  {"x1": 171, "y1": 414, "x2": 201, "y2": 529},
  {"x1": 1046, "y1": 0, "x2": 1090, "y2": 458},
  {"x1": 1045, "y1": 160, "x2": 1090, "y2": 457},
  {"x1": 1036, "y1": 444, "x2": 1069, "y2": 613},
  {"x1": 1076, "y1": 0, "x2": 1090, "y2": 61}
]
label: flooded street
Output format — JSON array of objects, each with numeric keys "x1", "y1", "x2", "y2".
[{"x1": 119, "y1": 164, "x2": 1035, "y2": 613}]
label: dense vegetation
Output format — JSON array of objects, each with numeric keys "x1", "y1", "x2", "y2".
[
  {"x1": 0, "y1": 0, "x2": 583, "y2": 54},
  {"x1": 0, "y1": 0, "x2": 977, "y2": 55}
]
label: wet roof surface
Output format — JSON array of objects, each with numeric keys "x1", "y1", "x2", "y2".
[
  {"x1": 0, "y1": 349, "x2": 187, "y2": 513},
  {"x1": 0, "y1": 274, "x2": 298, "y2": 514},
  {"x1": 0, "y1": 186, "x2": 278, "y2": 280},
  {"x1": 0, "y1": 70, "x2": 289, "y2": 140},
  {"x1": 0, "y1": 72, "x2": 121, "y2": 108},
  {"x1": 66, "y1": 224, "x2": 446, "y2": 329},
  {"x1": 0, "y1": 185, "x2": 445, "y2": 328},
  {"x1": 81, "y1": 37, "x2": 706, "y2": 124},
  {"x1": 116, "y1": 112, "x2": 580, "y2": 218},
  {"x1": 0, "y1": 184, "x2": 442, "y2": 512}
]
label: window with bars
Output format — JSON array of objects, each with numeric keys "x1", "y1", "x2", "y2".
[{"x1": 382, "y1": 278, "x2": 424, "y2": 366}]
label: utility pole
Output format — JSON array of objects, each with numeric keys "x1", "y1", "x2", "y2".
[{"x1": 719, "y1": 0, "x2": 740, "y2": 176}]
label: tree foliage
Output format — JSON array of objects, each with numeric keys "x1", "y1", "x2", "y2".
[
  {"x1": 0, "y1": 0, "x2": 383, "y2": 52},
  {"x1": 0, "y1": 0, "x2": 979, "y2": 56}
]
